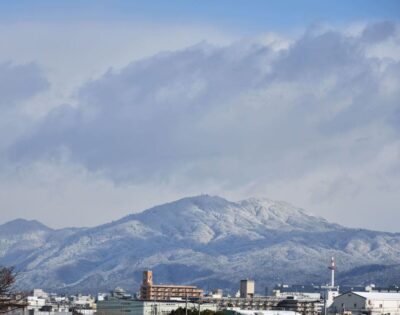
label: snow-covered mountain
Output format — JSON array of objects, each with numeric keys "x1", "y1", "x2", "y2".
[{"x1": 1, "y1": 195, "x2": 400, "y2": 293}]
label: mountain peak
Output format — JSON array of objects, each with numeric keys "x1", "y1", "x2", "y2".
[
  {"x1": 126, "y1": 195, "x2": 341, "y2": 245},
  {"x1": 0, "y1": 218, "x2": 52, "y2": 234},
  {"x1": 133, "y1": 194, "x2": 233, "y2": 218},
  {"x1": 177, "y1": 194, "x2": 234, "y2": 209}
]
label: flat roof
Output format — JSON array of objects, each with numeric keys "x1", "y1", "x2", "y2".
[
  {"x1": 352, "y1": 292, "x2": 400, "y2": 300},
  {"x1": 148, "y1": 285, "x2": 201, "y2": 289}
]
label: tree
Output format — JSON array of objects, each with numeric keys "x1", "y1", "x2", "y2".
[
  {"x1": 0, "y1": 266, "x2": 19, "y2": 313},
  {"x1": 0, "y1": 267, "x2": 16, "y2": 297}
]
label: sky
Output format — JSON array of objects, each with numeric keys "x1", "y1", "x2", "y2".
[{"x1": 0, "y1": 1, "x2": 400, "y2": 231}]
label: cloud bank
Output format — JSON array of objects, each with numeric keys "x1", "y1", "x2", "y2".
[{"x1": 1, "y1": 21, "x2": 400, "y2": 230}]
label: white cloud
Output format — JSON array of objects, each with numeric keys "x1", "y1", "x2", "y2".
[
  {"x1": 0, "y1": 21, "x2": 235, "y2": 116},
  {"x1": 0, "y1": 62, "x2": 49, "y2": 150},
  {"x1": 0, "y1": 62, "x2": 48, "y2": 108},
  {"x1": 1, "y1": 21, "x2": 400, "y2": 231}
]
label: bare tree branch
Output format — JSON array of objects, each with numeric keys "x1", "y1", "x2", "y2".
[
  {"x1": 0, "y1": 267, "x2": 15, "y2": 297},
  {"x1": 0, "y1": 266, "x2": 24, "y2": 313}
]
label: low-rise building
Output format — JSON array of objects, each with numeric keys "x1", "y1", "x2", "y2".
[
  {"x1": 273, "y1": 285, "x2": 323, "y2": 299},
  {"x1": 70, "y1": 294, "x2": 96, "y2": 308},
  {"x1": 202, "y1": 295, "x2": 322, "y2": 315},
  {"x1": 329, "y1": 291, "x2": 400, "y2": 315},
  {"x1": 20, "y1": 289, "x2": 96, "y2": 315},
  {"x1": 224, "y1": 309, "x2": 302, "y2": 315},
  {"x1": 26, "y1": 296, "x2": 46, "y2": 309},
  {"x1": 97, "y1": 297, "x2": 217, "y2": 315},
  {"x1": 277, "y1": 297, "x2": 323, "y2": 315}
]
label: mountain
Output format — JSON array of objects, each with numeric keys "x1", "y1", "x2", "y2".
[
  {"x1": 0, "y1": 219, "x2": 51, "y2": 235},
  {"x1": 1, "y1": 195, "x2": 400, "y2": 293},
  {"x1": 0, "y1": 218, "x2": 83, "y2": 271},
  {"x1": 337, "y1": 263, "x2": 400, "y2": 285}
]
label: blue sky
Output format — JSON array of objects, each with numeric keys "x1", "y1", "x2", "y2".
[
  {"x1": 0, "y1": 1, "x2": 400, "y2": 231},
  {"x1": 1, "y1": 0, "x2": 399, "y2": 31}
]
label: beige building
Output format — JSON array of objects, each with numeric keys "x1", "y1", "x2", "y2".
[
  {"x1": 240, "y1": 280, "x2": 255, "y2": 298},
  {"x1": 140, "y1": 270, "x2": 203, "y2": 301}
]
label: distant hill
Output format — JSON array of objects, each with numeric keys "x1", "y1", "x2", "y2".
[
  {"x1": 1, "y1": 195, "x2": 400, "y2": 293},
  {"x1": 0, "y1": 218, "x2": 52, "y2": 235},
  {"x1": 337, "y1": 263, "x2": 400, "y2": 286}
]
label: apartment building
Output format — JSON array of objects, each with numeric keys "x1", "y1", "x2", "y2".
[{"x1": 140, "y1": 270, "x2": 203, "y2": 301}]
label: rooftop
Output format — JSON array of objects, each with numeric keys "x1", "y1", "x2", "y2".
[{"x1": 352, "y1": 292, "x2": 400, "y2": 300}]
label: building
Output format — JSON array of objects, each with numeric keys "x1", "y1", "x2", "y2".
[
  {"x1": 17, "y1": 288, "x2": 97, "y2": 315},
  {"x1": 32, "y1": 290, "x2": 48, "y2": 299},
  {"x1": 202, "y1": 295, "x2": 321, "y2": 315},
  {"x1": 338, "y1": 284, "x2": 400, "y2": 294},
  {"x1": 272, "y1": 257, "x2": 340, "y2": 312},
  {"x1": 140, "y1": 270, "x2": 203, "y2": 300},
  {"x1": 277, "y1": 297, "x2": 322, "y2": 315},
  {"x1": 97, "y1": 298, "x2": 217, "y2": 315},
  {"x1": 329, "y1": 291, "x2": 400, "y2": 315},
  {"x1": 70, "y1": 294, "x2": 96, "y2": 308},
  {"x1": 206, "y1": 289, "x2": 223, "y2": 299},
  {"x1": 26, "y1": 296, "x2": 46, "y2": 309},
  {"x1": 272, "y1": 284, "x2": 323, "y2": 300},
  {"x1": 224, "y1": 309, "x2": 302, "y2": 315},
  {"x1": 203, "y1": 296, "x2": 282, "y2": 310},
  {"x1": 240, "y1": 280, "x2": 255, "y2": 299}
]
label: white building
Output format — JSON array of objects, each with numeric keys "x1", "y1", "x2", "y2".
[
  {"x1": 26, "y1": 296, "x2": 46, "y2": 308},
  {"x1": 272, "y1": 289, "x2": 321, "y2": 300},
  {"x1": 70, "y1": 294, "x2": 95, "y2": 308},
  {"x1": 330, "y1": 291, "x2": 400, "y2": 315},
  {"x1": 225, "y1": 309, "x2": 302, "y2": 315},
  {"x1": 209, "y1": 289, "x2": 223, "y2": 299},
  {"x1": 32, "y1": 289, "x2": 49, "y2": 299},
  {"x1": 97, "y1": 293, "x2": 109, "y2": 301},
  {"x1": 97, "y1": 299, "x2": 217, "y2": 315},
  {"x1": 23, "y1": 289, "x2": 73, "y2": 315}
]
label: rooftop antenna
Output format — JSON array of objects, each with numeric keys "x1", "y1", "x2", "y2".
[{"x1": 328, "y1": 257, "x2": 336, "y2": 287}]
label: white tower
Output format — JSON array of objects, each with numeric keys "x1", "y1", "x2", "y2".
[
  {"x1": 328, "y1": 257, "x2": 336, "y2": 287},
  {"x1": 323, "y1": 257, "x2": 339, "y2": 315}
]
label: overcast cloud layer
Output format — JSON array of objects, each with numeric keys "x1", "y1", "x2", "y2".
[{"x1": 1, "y1": 21, "x2": 400, "y2": 231}]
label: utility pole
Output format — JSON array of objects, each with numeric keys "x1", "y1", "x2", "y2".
[{"x1": 185, "y1": 291, "x2": 188, "y2": 315}]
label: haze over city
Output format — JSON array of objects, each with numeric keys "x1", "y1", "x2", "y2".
[{"x1": 0, "y1": 0, "x2": 400, "y2": 232}]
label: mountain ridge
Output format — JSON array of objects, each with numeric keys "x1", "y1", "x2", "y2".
[{"x1": 1, "y1": 195, "x2": 399, "y2": 293}]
